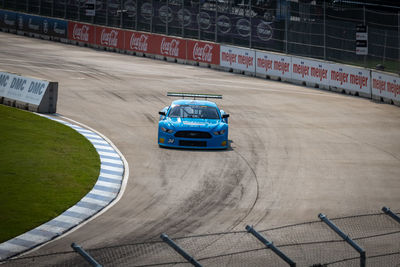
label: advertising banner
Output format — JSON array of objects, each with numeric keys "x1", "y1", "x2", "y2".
[
  {"x1": 96, "y1": 26, "x2": 124, "y2": 49},
  {"x1": 125, "y1": 30, "x2": 153, "y2": 54},
  {"x1": 372, "y1": 71, "x2": 400, "y2": 102},
  {"x1": 292, "y1": 57, "x2": 330, "y2": 86},
  {"x1": 17, "y1": 13, "x2": 43, "y2": 34},
  {"x1": 220, "y1": 45, "x2": 255, "y2": 73},
  {"x1": 0, "y1": 9, "x2": 17, "y2": 30},
  {"x1": 187, "y1": 40, "x2": 220, "y2": 65},
  {"x1": 42, "y1": 17, "x2": 68, "y2": 38},
  {"x1": 152, "y1": 34, "x2": 186, "y2": 59},
  {"x1": 256, "y1": 51, "x2": 291, "y2": 79},
  {"x1": 329, "y1": 64, "x2": 370, "y2": 94},
  {"x1": 0, "y1": 72, "x2": 49, "y2": 105},
  {"x1": 68, "y1": 22, "x2": 95, "y2": 44}
]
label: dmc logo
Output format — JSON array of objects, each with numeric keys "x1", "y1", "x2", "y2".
[
  {"x1": 141, "y1": 3, "x2": 153, "y2": 21},
  {"x1": 54, "y1": 22, "x2": 66, "y2": 35},
  {"x1": 160, "y1": 38, "x2": 180, "y2": 57},
  {"x1": 257, "y1": 21, "x2": 273, "y2": 41},
  {"x1": 4, "y1": 14, "x2": 15, "y2": 26},
  {"x1": 217, "y1": 15, "x2": 231, "y2": 34},
  {"x1": 73, "y1": 24, "x2": 89, "y2": 41},
  {"x1": 159, "y1": 5, "x2": 173, "y2": 24},
  {"x1": 101, "y1": 29, "x2": 119, "y2": 47},
  {"x1": 130, "y1": 33, "x2": 148, "y2": 52},
  {"x1": 197, "y1": 12, "x2": 211, "y2": 30},
  {"x1": 193, "y1": 43, "x2": 214, "y2": 62},
  {"x1": 28, "y1": 18, "x2": 39, "y2": 31},
  {"x1": 177, "y1": 8, "x2": 192, "y2": 27},
  {"x1": 236, "y1": 18, "x2": 250, "y2": 37}
]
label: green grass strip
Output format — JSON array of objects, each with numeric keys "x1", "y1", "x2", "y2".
[{"x1": 0, "y1": 104, "x2": 100, "y2": 243}]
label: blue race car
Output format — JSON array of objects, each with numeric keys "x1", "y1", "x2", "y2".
[{"x1": 158, "y1": 93, "x2": 229, "y2": 149}]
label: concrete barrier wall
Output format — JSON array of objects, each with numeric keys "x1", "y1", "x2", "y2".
[{"x1": 1, "y1": 9, "x2": 400, "y2": 107}]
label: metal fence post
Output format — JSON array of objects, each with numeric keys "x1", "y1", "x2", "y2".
[
  {"x1": 160, "y1": 233, "x2": 202, "y2": 267},
  {"x1": 71, "y1": 243, "x2": 102, "y2": 267},
  {"x1": 318, "y1": 213, "x2": 366, "y2": 267},
  {"x1": 285, "y1": 0, "x2": 289, "y2": 54},
  {"x1": 215, "y1": 0, "x2": 218, "y2": 43},
  {"x1": 382, "y1": 206, "x2": 400, "y2": 224},
  {"x1": 323, "y1": 0, "x2": 326, "y2": 60},
  {"x1": 246, "y1": 225, "x2": 296, "y2": 267}
]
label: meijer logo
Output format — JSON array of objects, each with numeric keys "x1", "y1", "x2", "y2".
[
  {"x1": 73, "y1": 24, "x2": 89, "y2": 41},
  {"x1": 193, "y1": 43, "x2": 213, "y2": 62},
  {"x1": 161, "y1": 38, "x2": 180, "y2": 57},
  {"x1": 101, "y1": 29, "x2": 119, "y2": 47},
  {"x1": 130, "y1": 33, "x2": 149, "y2": 51}
]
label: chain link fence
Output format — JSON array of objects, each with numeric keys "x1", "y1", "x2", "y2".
[
  {"x1": 0, "y1": 0, "x2": 399, "y2": 73},
  {"x1": 2, "y1": 210, "x2": 400, "y2": 266}
]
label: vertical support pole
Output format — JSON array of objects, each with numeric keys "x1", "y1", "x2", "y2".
[
  {"x1": 39, "y1": 0, "x2": 42, "y2": 15},
  {"x1": 160, "y1": 233, "x2": 202, "y2": 267},
  {"x1": 181, "y1": 0, "x2": 184, "y2": 37},
  {"x1": 51, "y1": 0, "x2": 55, "y2": 17},
  {"x1": 106, "y1": 0, "x2": 109, "y2": 26},
  {"x1": 382, "y1": 206, "x2": 400, "y2": 225},
  {"x1": 150, "y1": 0, "x2": 153, "y2": 32},
  {"x1": 166, "y1": 0, "x2": 169, "y2": 35},
  {"x1": 71, "y1": 243, "x2": 102, "y2": 267},
  {"x1": 120, "y1": 0, "x2": 124, "y2": 28},
  {"x1": 398, "y1": 11, "x2": 400, "y2": 73},
  {"x1": 323, "y1": 0, "x2": 326, "y2": 60},
  {"x1": 249, "y1": 0, "x2": 252, "y2": 48},
  {"x1": 26, "y1": 0, "x2": 29, "y2": 12},
  {"x1": 64, "y1": 0, "x2": 67, "y2": 19},
  {"x1": 198, "y1": 0, "x2": 201, "y2": 40},
  {"x1": 285, "y1": 0, "x2": 289, "y2": 54},
  {"x1": 215, "y1": 0, "x2": 218, "y2": 43},
  {"x1": 135, "y1": 0, "x2": 138, "y2": 30},
  {"x1": 78, "y1": 0, "x2": 81, "y2": 21},
  {"x1": 246, "y1": 225, "x2": 296, "y2": 267},
  {"x1": 363, "y1": 4, "x2": 366, "y2": 67},
  {"x1": 318, "y1": 214, "x2": 366, "y2": 267}
]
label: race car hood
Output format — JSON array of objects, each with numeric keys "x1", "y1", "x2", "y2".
[{"x1": 166, "y1": 117, "x2": 221, "y2": 131}]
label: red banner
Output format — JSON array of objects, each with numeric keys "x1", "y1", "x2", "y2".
[
  {"x1": 95, "y1": 26, "x2": 124, "y2": 49},
  {"x1": 152, "y1": 35, "x2": 186, "y2": 59},
  {"x1": 68, "y1": 22, "x2": 95, "y2": 44},
  {"x1": 187, "y1": 40, "x2": 220, "y2": 65},
  {"x1": 124, "y1": 31, "x2": 154, "y2": 54}
]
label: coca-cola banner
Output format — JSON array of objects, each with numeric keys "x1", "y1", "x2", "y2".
[
  {"x1": 256, "y1": 51, "x2": 291, "y2": 79},
  {"x1": 220, "y1": 45, "x2": 255, "y2": 73},
  {"x1": 68, "y1": 22, "x2": 95, "y2": 44},
  {"x1": 0, "y1": 10, "x2": 17, "y2": 30},
  {"x1": 96, "y1": 26, "x2": 124, "y2": 49},
  {"x1": 125, "y1": 31, "x2": 153, "y2": 54},
  {"x1": 329, "y1": 64, "x2": 370, "y2": 94},
  {"x1": 152, "y1": 35, "x2": 186, "y2": 59},
  {"x1": 372, "y1": 71, "x2": 400, "y2": 102},
  {"x1": 187, "y1": 40, "x2": 220, "y2": 65},
  {"x1": 291, "y1": 57, "x2": 330, "y2": 86}
]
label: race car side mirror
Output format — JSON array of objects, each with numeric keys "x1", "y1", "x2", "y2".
[
  {"x1": 222, "y1": 114, "x2": 229, "y2": 118},
  {"x1": 159, "y1": 111, "x2": 166, "y2": 116}
]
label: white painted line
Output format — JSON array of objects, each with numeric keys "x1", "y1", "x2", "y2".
[
  {"x1": 100, "y1": 158, "x2": 123, "y2": 165},
  {"x1": 96, "y1": 180, "x2": 121, "y2": 189},
  {"x1": 54, "y1": 215, "x2": 82, "y2": 225},
  {"x1": 68, "y1": 206, "x2": 97, "y2": 215},
  {"x1": 36, "y1": 224, "x2": 66, "y2": 234},
  {"x1": 88, "y1": 139, "x2": 108, "y2": 145},
  {"x1": 0, "y1": 243, "x2": 28, "y2": 252},
  {"x1": 90, "y1": 189, "x2": 117, "y2": 198},
  {"x1": 81, "y1": 196, "x2": 109, "y2": 206},
  {"x1": 75, "y1": 129, "x2": 93, "y2": 134},
  {"x1": 99, "y1": 172, "x2": 123, "y2": 180},
  {"x1": 17, "y1": 233, "x2": 48, "y2": 244},
  {"x1": 81, "y1": 133, "x2": 101, "y2": 139},
  {"x1": 94, "y1": 144, "x2": 114, "y2": 151},
  {"x1": 101, "y1": 165, "x2": 124, "y2": 172},
  {"x1": 98, "y1": 151, "x2": 120, "y2": 158}
]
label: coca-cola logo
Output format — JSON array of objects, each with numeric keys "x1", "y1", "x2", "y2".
[
  {"x1": 177, "y1": 8, "x2": 192, "y2": 27},
  {"x1": 159, "y1": 5, "x2": 173, "y2": 24},
  {"x1": 141, "y1": 3, "x2": 153, "y2": 21},
  {"x1": 101, "y1": 29, "x2": 119, "y2": 47},
  {"x1": 73, "y1": 24, "x2": 89, "y2": 41},
  {"x1": 193, "y1": 43, "x2": 214, "y2": 63},
  {"x1": 160, "y1": 38, "x2": 180, "y2": 57},
  {"x1": 217, "y1": 15, "x2": 231, "y2": 34},
  {"x1": 197, "y1": 12, "x2": 211, "y2": 30},
  {"x1": 130, "y1": 33, "x2": 149, "y2": 52},
  {"x1": 236, "y1": 19, "x2": 250, "y2": 37},
  {"x1": 257, "y1": 21, "x2": 273, "y2": 41}
]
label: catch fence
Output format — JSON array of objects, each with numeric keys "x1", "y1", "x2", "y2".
[
  {"x1": 1, "y1": 0, "x2": 399, "y2": 73},
  {"x1": 2, "y1": 208, "x2": 400, "y2": 266}
]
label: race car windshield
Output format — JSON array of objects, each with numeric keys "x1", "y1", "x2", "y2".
[{"x1": 169, "y1": 105, "x2": 220, "y2": 119}]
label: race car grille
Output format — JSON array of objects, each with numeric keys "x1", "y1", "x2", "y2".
[
  {"x1": 175, "y1": 131, "x2": 212, "y2": 139},
  {"x1": 179, "y1": 140, "x2": 207, "y2": 147}
]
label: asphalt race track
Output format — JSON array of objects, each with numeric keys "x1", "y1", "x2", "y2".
[{"x1": 1, "y1": 32, "x2": 400, "y2": 261}]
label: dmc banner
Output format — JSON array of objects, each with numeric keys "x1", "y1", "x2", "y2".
[
  {"x1": 329, "y1": 64, "x2": 370, "y2": 94},
  {"x1": 96, "y1": 26, "x2": 124, "y2": 49},
  {"x1": 152, "y1": 34, "x2": 186, "y2": 59},
  {"x1": 0, "y1": 9, "x2": 17, "y2": 30},
  {"x1": 220, "y1": 45, "x2": 255, "y2": 73},
  {"x1": 187, "y1": 40, "x2": 220, "y2": 65},
  {"x1": 372, "y1": 71, "x2": 400, "y2": 102},
  {"x1": 42, "y1": 17, "x2": 68, "y2": 38},
  {"x1": 256, "y1": 51, "x2": 291, "y2": 79},
  {"x1": 68, "y1": 22, "x2": 95, "y2": 44},
  {"x1": 17, "y1": 13, "x2": 43, "y2": 34},
  {"x1": 0, "y1": 72, "x2": 49, "y2": 105},
  {"x1": 291, "y1": 57, "x2": 330, "y2": 86}
]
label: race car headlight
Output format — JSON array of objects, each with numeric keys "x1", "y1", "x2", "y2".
[
  {"x1": 161, "y1": 127, "x2": 174, "y2": 134},
  {"x1": 213, "y1": 129, "x2": 226, "y2": 135}
]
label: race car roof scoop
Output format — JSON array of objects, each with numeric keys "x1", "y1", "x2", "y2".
[{"x1": 167, "y1": 92, "x2": 222, "y2": 100}]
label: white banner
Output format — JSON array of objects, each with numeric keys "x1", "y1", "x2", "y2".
[
  {"x1": 372, "y1": 71, "x2": 400, "y2": 102},
  {"x1": 220, "y1": 45, "x2": 255, "y2": 73},
  {"x1": 291, "y1": 57, "x2": 330, "y2": 86},
  {"x1": 0, "y1": 72, "x2": 49, "y2": 105},
  {"x1": 255, "y1": 51, "x2": 291, "y2": 79},
  {"x1": 329, "y1": 64, "x2": 370, "y2": 94}
]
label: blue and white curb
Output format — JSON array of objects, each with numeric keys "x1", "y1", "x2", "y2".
[{"x1": 0, "y1": 114, "x2": 128, "y2": 261}]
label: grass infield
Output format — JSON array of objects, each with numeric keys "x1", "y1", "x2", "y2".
[{"x1": 0, "y1": 105, "x2": 100, "y2": 243}]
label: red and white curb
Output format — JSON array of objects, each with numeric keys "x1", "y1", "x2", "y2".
[{"x1": 0, "y1": 114, "x2": 129, "y2": 261}]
